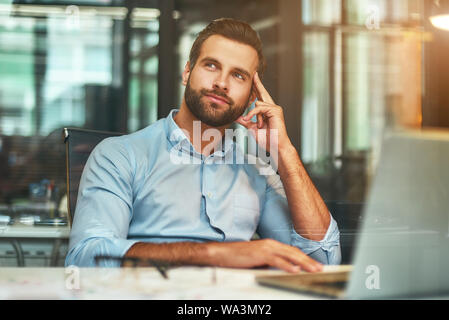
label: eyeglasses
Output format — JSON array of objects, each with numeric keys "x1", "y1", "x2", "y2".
[{"x1": 94, "y1": 255, "x2": 170, "y2": 279}]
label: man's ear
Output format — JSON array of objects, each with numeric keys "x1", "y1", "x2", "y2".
[{"x1": 182, "y1": 61, "x2": 191, "y2": 86}]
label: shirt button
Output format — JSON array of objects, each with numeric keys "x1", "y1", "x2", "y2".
[{"x1": 207, "y1": 192, "x2": 213, "y2": 198}]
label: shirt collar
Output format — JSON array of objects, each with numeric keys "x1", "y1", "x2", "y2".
[
  {"x1": 164, "y1": 108, "x2": 236, "y2": 158},
  {"x1": 165, "y1": 109, "x2": 189, "y2": 147}
]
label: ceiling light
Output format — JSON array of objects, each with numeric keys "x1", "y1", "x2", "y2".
[{"x1": 430, "y1": 0, "x2": 449, "y2": 31}]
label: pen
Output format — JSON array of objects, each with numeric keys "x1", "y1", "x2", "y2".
[
  {"x1": 148, "y1": 259, "x2": 169, "y2": 279},
  {"x1": 94, "y1": 255, "x2": 169, "y2": 279}
]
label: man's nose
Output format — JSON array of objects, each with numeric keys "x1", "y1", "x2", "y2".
[{"x1": 213, "y1": 74, "x2": 228, "y2": 92}]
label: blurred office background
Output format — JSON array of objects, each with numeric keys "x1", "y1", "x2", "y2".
[{"x1": 0, "y1": 0, "x2": 448, "y2": 266}]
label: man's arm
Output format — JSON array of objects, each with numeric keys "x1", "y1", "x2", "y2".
[
  {"x1": 236, "y1": 72, "x2": 331, "y2": 241},
  {"x1": 125, "y1": 239, "x2": 323, "y2": 273},
  {"x1": 65, "y1": 138, "x2": 139, "y2": 267},
  {"x1": 276, "y1": 145, "x2": 331, "y2": 240}
]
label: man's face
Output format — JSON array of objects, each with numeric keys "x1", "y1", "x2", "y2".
[{"x1": 183, "y1": 35, "x2": 259, "y2": 127}]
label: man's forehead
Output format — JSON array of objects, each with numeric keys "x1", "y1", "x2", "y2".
[{"x1": 198, "y1": 35, "x2": 259, "y2": 74}]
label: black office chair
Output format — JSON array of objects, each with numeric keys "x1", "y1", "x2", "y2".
[{"x1": 63, "y1": 127, "x2": 123, "y2": 227}]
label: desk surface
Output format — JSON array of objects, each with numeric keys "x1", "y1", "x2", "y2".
[
  {"x1": 0, "y1": 265, "x2": 352, "y2": 300},
  {"x1": 0, "y1": 224, "x2": 70, "y2": 239}
]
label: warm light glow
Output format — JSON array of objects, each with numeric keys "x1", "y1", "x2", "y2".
[{"x1": 430, "y1": 14, "x2": 449, "y2": 31}]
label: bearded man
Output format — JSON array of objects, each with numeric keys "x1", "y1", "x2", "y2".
[{"x1": 66, "y1": 18, "x2": 341, "y2": 271}]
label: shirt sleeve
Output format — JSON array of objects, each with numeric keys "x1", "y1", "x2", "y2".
[
  {"x1": 65, "y1": 137, "x2": 139, "y2": 267},
  {"x1": 256, "y1": 170, "x2": 342, "y2": 265}
]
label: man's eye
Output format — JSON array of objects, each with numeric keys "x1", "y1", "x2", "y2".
[
  {"x1": 206, "y1": 63, "x2": 216, "y2": 69},
  {"x1": 234, "y1": 73, "x2": 244, "y2": 80}
]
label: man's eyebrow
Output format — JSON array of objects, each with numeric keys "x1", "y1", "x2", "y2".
[
  {"x1": 233, "y1": 67, "x2": 251, "y2": 79},
  {"x1": 200, "y1": 57, "x2": 251, "y2": 79}
]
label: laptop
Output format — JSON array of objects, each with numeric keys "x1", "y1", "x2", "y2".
[{"x1": 256, "y1": 129, "x2": 449, "y2": 299}]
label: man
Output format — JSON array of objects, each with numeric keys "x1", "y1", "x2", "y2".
[{"x1": 66, "y1": 18, "x2": 340, "y2": 272}]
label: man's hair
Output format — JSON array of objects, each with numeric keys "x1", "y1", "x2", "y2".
[{"x1": 189, "y1": 18, "x2": 266, "y2": 77}]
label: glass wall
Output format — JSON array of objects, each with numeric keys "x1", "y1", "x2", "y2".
[
  {"x1": 0, "y1": 1, "x2": 159, "y2": 197},
  {"x1": 302, "y1": 31, "x2": 331, "y2": 165},
  {"x1": 0, "y1": 0, "x2": 159, "y2": 266},
  {"x1": 301, "y1": 0, "x2": 424, "y2": 193},
  {"x1": 300, "y1": 0, "x2": 426, "y2": 262},
  {"x1": 128, "y1": 12, "x2": 159, "y2": 131}
]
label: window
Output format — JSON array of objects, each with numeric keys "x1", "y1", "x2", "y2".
[
  {"x1": 301, "y1": 0, "x2": 424, "y2": 196},
  {"x1": 0, "y1": 1, "x2": 159, "y2": 267}
]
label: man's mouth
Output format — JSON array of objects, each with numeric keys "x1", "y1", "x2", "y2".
[{"x1": 205, "y1": 93, "x2": 230, "y2": 105}]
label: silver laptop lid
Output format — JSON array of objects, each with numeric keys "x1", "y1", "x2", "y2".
[{"x1": 346, "y1": 129, "x2": 449, "y2": 299}]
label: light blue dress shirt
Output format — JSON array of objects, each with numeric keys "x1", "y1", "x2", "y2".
[{"x1": 65, "y1": 109, "x2": 341, "y2": 267}]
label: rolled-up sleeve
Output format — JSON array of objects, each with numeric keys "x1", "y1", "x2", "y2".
[
  {"x1": 289, "y1": 215, "x2": 341, "y2": 265},
  {"x1": 65, "y1": 138, "x2": 139, "y2": 267},
  {"x1": 256, "y1": 171, "x2": 341, "y2": 265}
]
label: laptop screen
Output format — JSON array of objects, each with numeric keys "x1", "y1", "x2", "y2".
[{"x1": 346, "y1": 129, "x2": 449, "y2": 299}]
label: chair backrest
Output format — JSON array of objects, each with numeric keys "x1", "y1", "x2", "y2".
[{"x1": 63, "y1": 127, "x2": 123, "y2": 227}]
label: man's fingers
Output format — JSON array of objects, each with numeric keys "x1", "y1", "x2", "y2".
[
  {"x1": 235, "y1": 116, "x2": 255, "y2": 130},
  {"x1": 215, "y1": 240, "x2": 324, "y2": 273},
  {"x1": 251, "y1": 84, "x2": 260, "y2": 104},
  {"x1": 257, "y1": 114, "x2": 263, "y2": 129},
  {"x1": 252, "y1": 94, "x2": 264, "y2": 129},
  {"x1": 254, "y1": 72, "x2": 274, "y2": 104},
  {"x1": 244, "y1": 105, "x2": 272, "y2": 121},
  {"x1": 269, "y1": 250, "x2": 321, "y2": 273},
  {"x1": 285, "y1": 250, "x2": 323, "y2": 273},
  {"x1": 270, "y1": 241, "x2": 323, "y2": 273},
  {"x1": 284, "y1": 245, "x2": 323, "y2": 272},
  {"x1": 270, "y1": 257, "x2": 301, "y2": 273}
]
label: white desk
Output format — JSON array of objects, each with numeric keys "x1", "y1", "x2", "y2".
[
  {"x1": 0, "y1": 224, "x2": 70, "y2": 238},
  {"x1": 0, "y1": 224, "x2": 70, "y2": 267},
  {"x1": 0, "y1": 265, "x2": 351, "y2": 300}
]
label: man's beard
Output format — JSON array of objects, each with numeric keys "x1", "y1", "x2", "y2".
[{"x1": 184, "y1": 78, "x2": 250, "y2": 127}]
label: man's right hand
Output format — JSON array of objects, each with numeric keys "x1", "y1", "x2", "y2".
[
  {"x1": 206, "y1": 239, "x2": 323, "y2": 273},
  {"x1": 126, "y1": 239, "x2": 323, "y2": 273}
]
